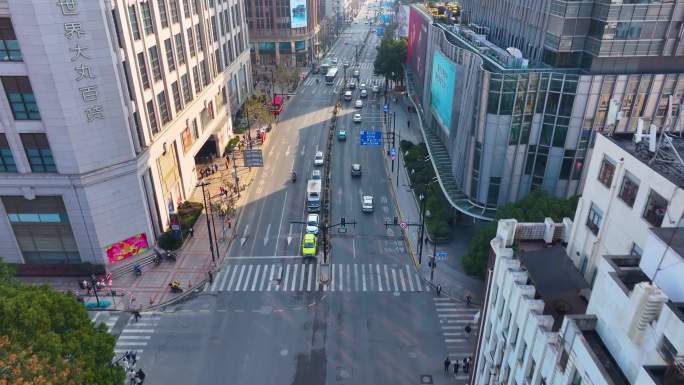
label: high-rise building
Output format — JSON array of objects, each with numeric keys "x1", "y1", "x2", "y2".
[
  {"x1": 404, "y1": 3, "x2": 684, "y2": 221},
  {"x1": 0, "y1": 0, "x2": 251, "y2": 269},
  {"x1": 245, "y1": 0, "x2": 320, "y2": 66}
]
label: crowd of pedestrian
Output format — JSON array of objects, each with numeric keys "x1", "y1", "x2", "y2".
[{"x1": 444, "y1": 356, "x2": 473, "y2": 379}]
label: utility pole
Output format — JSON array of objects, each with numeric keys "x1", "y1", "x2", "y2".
[
  {"x1": 397, "y1": 132, "x2": 400, "y2": 189},
  {"x1": 270, "y1": 68, "x2": 275, "y2": 100},
  {"x1": 391, "y1": 111, "x2": 396, "y2": 173},
  {"x1": 197, "y1": 181, "x2": 217, "y2": 263},
  {"x1": 417, "y1": 191, "x2": 427, "y2": 264},
  {"x1": 429, "y1": 240, "x2": 437, "y2": 281},
  {"x1": 230, "y1": 150, "x2": 240, "y2": 198}
]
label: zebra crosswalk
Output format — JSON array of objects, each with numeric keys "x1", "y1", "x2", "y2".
[
  {"x1": 302, "y1": 75, "x2": 381, "y2": 88},
  {"x1": 113, "y1": 312, "x2": 161, "y2": 358},
  {"x1": 204, "y1": 262, "x2": 428, "y2": 293},
  {"x1": 434, "y1": 297, "x2": 478, "y2": 383},
  {"x1": 90, "y1": 311, "x2": 120, "y2": 333}
]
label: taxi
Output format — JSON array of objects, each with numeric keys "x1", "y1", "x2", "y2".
[{"x1": 302, "y1": 233, "x2": 317, "y2": 257}]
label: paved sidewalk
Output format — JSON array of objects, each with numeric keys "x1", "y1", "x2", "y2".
[{"x1": 382, "y1": 93, "x2": 485, "y2": 305}]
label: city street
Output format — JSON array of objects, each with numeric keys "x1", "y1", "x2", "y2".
[{"x1": 107, "y1": 4, "x2": 479, "y2": 384}]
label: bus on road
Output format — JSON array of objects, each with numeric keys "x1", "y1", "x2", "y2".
[{"x1": 325, "y1": 68, "x2": 338, "y2": 85}]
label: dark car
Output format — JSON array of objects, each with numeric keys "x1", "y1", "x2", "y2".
[
  {"x1": 312, "y1": 67, "x2": 320, "y2": 74},
  {"x1": 351, "y1": 163, "x2": 362, "y2": 177}
]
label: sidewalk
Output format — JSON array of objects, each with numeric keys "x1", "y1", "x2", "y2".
[
  {"x1": 20, "y1": 141, "x2": 262, "y2": 311},
  {"x1": 382, "y1": 94, "x2": 485, "y2": 305}
]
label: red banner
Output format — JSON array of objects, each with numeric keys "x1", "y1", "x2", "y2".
[{"x1": 106, "y1": 233, "x2": 149, "y2": 264}]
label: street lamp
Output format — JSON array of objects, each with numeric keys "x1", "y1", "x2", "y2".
[
  {"x1": 196, "y1": 181, "x2": 217, "y2": 263},
  {"x1": 418, "y1": 192, "x2": 427, "y2": 264}
]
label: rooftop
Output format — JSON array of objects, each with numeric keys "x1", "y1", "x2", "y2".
[
  {"x1": 608, "y1": 133, "x2": 684, "y2": 189},
  {"x1": 518, "y1": 246, "x2": 589, "y2": 331},
  {"x1": 582, "y1": 330, "x2": 631, "y2": 385}
]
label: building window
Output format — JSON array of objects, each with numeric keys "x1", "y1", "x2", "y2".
[
  {"x1": 630, "y1": 243, "x2": 643, "y2": 257},
  {"x1": 169, "y1": 0, "x2": 180, "y2": 23},
  {"x1": 187, "y1": 27, "x2": 196, "y2": 57},
  {"x1": 586, "y1": 203, "x2": 602, "y2": 235},
  {"x1": 618, "y1": 173, "x2": 639, "y2": 207},
  {"x1": 527, "y1": 359, "x2": 536, "y2": 381},
  {"x1": 146, "y1": 100, "x2": 159, "y2": 135},
  {"x1": 137, "y1": 52, "x2": 150, "y2": 89},
  {"x1": 2, "y1": 196, "x2": 81, "y2": 264},
  {"x1": 181, "y1": 73, "x2": 192, "y2": 103},
  {"x1": 571, "y1": 370, "x2": 582, "y2": 385},
  {"x1": 128, "y1": 5, "x2": 141, "y2": 40},
  {"x1": 141, "y1": 2, "x2": 154, "y2": 35},
  {"x1": 20, "y1": 133, "x2": 56, "y2": 172},
  {"x1": 597, "y1": 156, "x2": 615, "y2": 187},
  {"x1": 518, "y1": 341, "x2": 527, "y2": 363},
  {"x1": 643, "y1": 190, "x2": 668, "y2": 227},
  {"x1": 195, "y1": 24, "x2": 203, "y2": 49},
  {"x1": 157, "y1": 91, "x2": 171, "y2": 125},
  {"x1": 193, "y1": 0, "x2": 200, "y2": 14},
  {"x1": 658, "y1": 336, "x2": 678, "y2": 362},
  {"x1": 171, "y1": 81, "x2": 182, "y2": 112},
  {"x1": 148, "y1": 46, "x2": 162, "y2": 81},
  {"x1": 164, "y1": 39, "x2": 176, "y2": 72},
  {"x1": 201, "y1": 59, "x2": 210, "y2": 86},
  {"x1": 158, "y1": 0, "x2": 169, "y2": 28},
  {"x1": 174, "y1": 34, "x2": 186, "y2": 65},
  {"x1": 192, "y1": 66, "x2": 201, "y2": 93},
  {"x1": 2, "y1": 77, "x2": 40, "y2": 120},
  {"x1": 0, "y1": 134, "x2": 17, "y2": 172},
  {"x1": 0, "y1": 18, "x2": 22, "y2": 61}
]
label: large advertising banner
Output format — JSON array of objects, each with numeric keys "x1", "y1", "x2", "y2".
[
  {"x1": 430, "y1": 50, "x2": 456, "y2": 129},
  {"x1": 397, "y1": 5, "x2": 410, "y2": 38},
  {"x1": 106, "y1": 233, "x2": 149, "y2": 264},
  {"x1": 290, "y1": 0, "x2": 308, "y2": 28},
  {"x1": 407, "y1": 8, "x2": 429, "y2": 101}
]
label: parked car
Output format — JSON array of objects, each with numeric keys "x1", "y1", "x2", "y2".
[
  {"x1": 313, "y1": 151, "x2": 324, "y2": 166},
  {"x1": 353, "y1": 113, "x2": 362, "y2": 123},
  {"x1": 359, "y1": 83, "x2": 367, "y2": 91},
  {"x1": 361, "y1": 195, "x2": 374, "y2": 212},
  {"x1": 337, "y1": 130, "x2": 348, "y2": 141},
  {"x1": 301, "y1": 233, "x2": 317, "y2": 257},
  {"x1": 351, "y1": 163, "x2": 362, "y2": 177},
  {"x1": 355, "y1": 100, "x2": 363, "y2": 109},
  {"x1": 348, "y1": 80, "x2": 356, "y2": 89},
  {"x1": 311, "y1": 170, "x2": 321, "y2": 180}
]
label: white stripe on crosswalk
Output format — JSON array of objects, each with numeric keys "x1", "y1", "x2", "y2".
[
  {"x1": 220, "y1": 266, "x2": 231, "y2": 290},
  {"x1": 406, "y1": 265, "x2": 415, "y2": 291},
  {"x1": 415, "y1": 274, "x2": 423, "y2": 291},
  {"x1": 121, "y1": 329, "x2": 155, "y2": 333},
  {"x1": 330, "y1": 264, "x2": 335, "y2": 292},
  {"x1": 338, "y1": 263, "x2": 343, "y2": 291},
  {"x1": 227, "y1": 265, "x2": 239, "y2": 291},
  {"x1": 354, "y1": 264, "x2": 359, "y2": 291},
  {"x1": 346, "y1": 264, "x2": 351, "y2": 292},
  {"x1": 384, "y1": 265, "x2": 391, "y2": 291},
  {"x1": 242, "y1": 265, "x2": 253, "y2": 291},
  {"x1": 307, "y1": 263, "x2": 313, "y2": 291},
  {"x1": 392, "y1": 267, "x2": 399, "y2": 292},
  {"x1": 260, "y1": 264, "x2": 269, "y2": 291},
  {"x1": 251, "y1": 265, "x2": 261, "y2": 291},
  {"x1": 210, "y1": 269, "x2": 223, "y2": 292},
  {"x1": 376, "y1": 264, "x2": 382, "y2": 292},
  {"x1": 362, "y1": 264, "x2": 367, "y2": 291},
  {"x1": 399, "y1": 269, "x2": 407, "y2": 292},
  {"x1": 267, "y1": 264, "x2": 275, "y2": 291},
  {"x1": 284, "y1": 264, "x2": 291, "y2": 292},
  {"x1": 299, "y1": 264, "x2": 306, "y2": 291},
  {"x1": 291, "y1": 264, "x2": 298, "y2": 291},
  {"x1": 118, "y1": 335, "x2": 151, "y2": 340}
]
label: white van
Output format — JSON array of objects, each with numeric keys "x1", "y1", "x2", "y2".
[{"x1": 344, "y1": 91, "x2": 353, "y2": 101}]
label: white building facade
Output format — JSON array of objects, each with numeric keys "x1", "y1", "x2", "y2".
[
  {"x1": 473, "y1": 219, "x2": 684, "y2": 385},
  {"x1": 567, "y1": 133, "x2": 684, "y2": 284},
  {"x1": 0, "y1": 0, "x2": 251, "y2": 269}
]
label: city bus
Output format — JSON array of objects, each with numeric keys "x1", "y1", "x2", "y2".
[{"x1": 325, "y1": 68, "x2": 338, "y2": 85}]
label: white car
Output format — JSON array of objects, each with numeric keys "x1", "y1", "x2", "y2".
[
  {"x1": 372, "y1": 85, "x2": 380, "y2": 93},
  {"x1": 353, "y1": 113, "x2": 362, "y2": 123},
  {"x1": 306, "y1": 214, "x2": 320, "y2": 234},
  {"x1": 359, "y1": 83, "x2": 367, "y2": 91},
  {"x1": 311, "y1": 170, "x2": 321, "y2": 180},
  {"x1": 355, "y1": 99, "x2": 363, "y2": 108},
  {"x1": 313, "y1": 151, "x2": 324, "y2": 166},
  {"x1": 362, "y1": 195, "x2": 374, "y2": 212}
]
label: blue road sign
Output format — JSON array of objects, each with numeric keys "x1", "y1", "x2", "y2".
[
  {"x1": 436, "y1": 251, "x2": 448, "y2": 260},
  {"x1": 383, "y1": 104, "x2": 389, "y2": 113},
  {"x1": 390, "y1": 147, "x2": 397, "y2": 160},
  {"x1": 376, "y1": 27, "x2": 385, "y2": 37},
  {"x1": 360, "y1": 130, "x2": 383, "y2": 146}
]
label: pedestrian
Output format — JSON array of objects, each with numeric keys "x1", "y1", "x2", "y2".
[
  {"x1": 129, "y1": 351, "x2": 137, "y2": 366},
  {"x1": 463, "y1": 357, "x2": 468, "y2": 373},
  {"x1": 436, "y1": 284, "x2": 442, "y2": 296},
  {"x1": 453, "y1": 360, "x2": 460, "y2": 376},
  {"x1": 135, "y1": 369, "x2": 146, "y2": 384},
  {"x1": 443, "y1": 357, "x2": 451, "y2": 374},
  {"x1": 227, "y1": 218, "x2": 232, "y2": 229},
  {"x1": 132, "y1": 310, "x2": 141, "y2": 323},
  {"x1": 126, "y1": 368, "x2": 136, "y2": 385},
  {"x1": 208, "y1": 270, "x2": 214, "y2": 284},
  {"x1": 188, "y1": 227, "x2": 194, "y2": 238},
  {"x1": 465, "y1": 324, "x2": 472, "y2": 335},
  {"x1": 466, "y1": 294, "x2": 472, "y2": 306}
]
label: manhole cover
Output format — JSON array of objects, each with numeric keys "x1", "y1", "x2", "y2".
[{"x1": 420, "y1": 375, "x2": 433, "y2": 384}]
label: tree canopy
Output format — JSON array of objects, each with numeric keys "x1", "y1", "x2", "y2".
[
  {"x1": 0, "y1": 260, "x2": 124, "y2": 385},
  {"x1": 462, "y1": 190, "x2": 579, "y2": 277},
  {"x1": 242, "y1": 92, "x2": 275, "y2": 130},
  {"x1": 373, "y1": 38, "x2": 407, "y2": 86}
]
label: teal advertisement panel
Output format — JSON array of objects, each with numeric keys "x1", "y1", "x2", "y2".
[
  {"x1": 290, "y1": 0, "x2": 307, "y2": 28},
  {"x1": 430, "y1": 50, "x2": 456, "y2": 128}
]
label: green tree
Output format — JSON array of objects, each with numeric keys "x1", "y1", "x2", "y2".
[
  {"x1": 373, "y1": 38, "x2": 407, "y2": 89},
  {"x1": 274, "y1": 67, "x2": 300, "y2": 93},
  {"x1": 243, "y1": 92, "x2": 274, "y2": 130},
  {"x1": 0, "y1": 259, "x2": 124, "y2": 385},
  {"x1": 461, "y1": 190, "x2": 579, "y2": 277}
]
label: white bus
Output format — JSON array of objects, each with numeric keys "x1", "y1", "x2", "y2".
[{"x1": 325, "y1": 68, "x2": 338, "y2": 85}]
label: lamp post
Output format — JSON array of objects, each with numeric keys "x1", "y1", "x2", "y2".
[
  {"x1": 429, "y1": 237, "x2": 437, "y2": 282},
  {"x1": 418, "y1": 192, "x2": 427, "y2": 264}
]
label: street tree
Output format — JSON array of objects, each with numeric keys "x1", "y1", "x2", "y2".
[
  {"x1": 373, "y1": 38, "x2": 407, "y2": 90},
  {"x1": 243, "y1": 92, "x2": 275, "y2": 131},
  {"x1": 274, "y1": 67, "x2": 300, "y2": 93},
  {"x1": 0, "y1": 260, "x2": 124, "y2": 385}
]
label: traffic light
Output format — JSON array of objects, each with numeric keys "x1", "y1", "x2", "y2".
[{"x1": 341, "y1": 217, "x2": 346, "y2": 226}]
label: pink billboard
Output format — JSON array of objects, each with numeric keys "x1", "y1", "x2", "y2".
[
  {"x1": 106, "y1": 233, "x2": 149, "y2": 264},
  {"x1": 406, "y1": 8, "x2": 429, "y2": 101}
]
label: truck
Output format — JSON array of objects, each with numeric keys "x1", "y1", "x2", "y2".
[{"x1": 306, "y1": 179, "x2": 322, "y2": 212}]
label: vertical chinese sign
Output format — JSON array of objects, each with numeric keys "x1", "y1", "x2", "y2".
[{"x1": 56, "y1": 0, "x2": 106, "y2": 123}]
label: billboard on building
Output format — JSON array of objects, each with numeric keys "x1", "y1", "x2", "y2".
[
  {"x1": 106, "y1": 233, "x2": 149, "y2": 264},
  {"x1": 397, "y1": 5, "x2": 410, "y2": 38},
  {"x1": 430, "y1": 50, "x2": 456, "y2": 129},
  {"x1": 290, "y1": 0, "x2": 308, "y2": 28},
  {"x1": 407, "y1": 8, "x2": 429, "y2": 102}
]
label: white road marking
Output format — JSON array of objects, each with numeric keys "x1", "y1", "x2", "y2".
[
  {"x1": 362, "y1": 264, "x2": 367, "y2": 291},
  {"x1": 405, "y1": 265, "x2": 415, "y2": 291},
  {"x1": 291, "y1": 263, "x2": 298, "y2": 291},
  {"x1": 354, "y1": 264, "x2": 359, "y2": 291},
  {"x1": 346, "y1": 264, "x2": 351, "y2": 292},
  {"x1": 415, "y1": 273, "x2": 423, "y2": 291},
  {"x1": 259, "y1": 264, "x2": 269, "y2": 291},
  {"x1": 242, "y1": 265, "x2": 253, "y2": 291},
  {"x1": 210, "y1": 270, "x2": 224, "y2": 292},
  {"x1": 274, "y1": 191, "x2": 288, "y2": 254},
  {"x1": 352, "y1": 239, "x2": 356, "y2": 259},
  {"x1": 267, "y1": 264, "x2": 275, "y2": 291},
  {"x1": 391, "y1": 267, "x2": 399, "y2": 292},
  {"x1": 376, "y1": 264, "x2": 382, "y2": 292},
  {"x1": 299, "y1": 263, "x2": 306, "y2": 291},
  {"x1": 385, "y1": 265, "x2": 391, "y2": 291},
  {"x1": 338, "y1": 263, "x2": 344, "y2": 291},
  {"x1": 263, "y1": 224, "x2": 271, "y2": 246},
  {"x1": 251, "y1": 265, "x2": 261, "y2": 291},
  {"x1": 234, "y1": 265, "x2": 246, "y2": 291},
  {"x1": 120, "y1": 329, "x2": 155, "y2": 333},
  {"x1": 283, "y1": 264, "x2": 290, "y2": 292},
  {"x1": 399, "y1": 269, "x2": 407, "y2": 291},
  {"x1": 226, "y1": 265, "x2": 239, "y2": 291},
  {"x1": 218, "y1": 266, "x2": 231, "y2": 291},
  {"x1": 330, "y1": 264, "x2": 335, "y2": 292},
  {"x1": 307, "y1": 263, "x2": 313, "y2": 291}
]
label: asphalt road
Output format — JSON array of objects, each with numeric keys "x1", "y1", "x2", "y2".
[{"x1": 110, "y1": 3, "x2": 480, "y2": 384}]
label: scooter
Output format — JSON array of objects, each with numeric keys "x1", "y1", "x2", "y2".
[
  {"x1": 164, "y1": 250, "x2": 177, "y2": 262},
  {"x1": 291, "y1": 171, "x2": 297, "y2": 183},
  {"x1": 169, "y1": 280, "x2": 183, "y2": 293},
  {"x1": 133, "y1": 264, "x2": 142, "y2": 276},
  {"x1": 153, "y1": 253, "x2": 161, "y2": 266}
]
